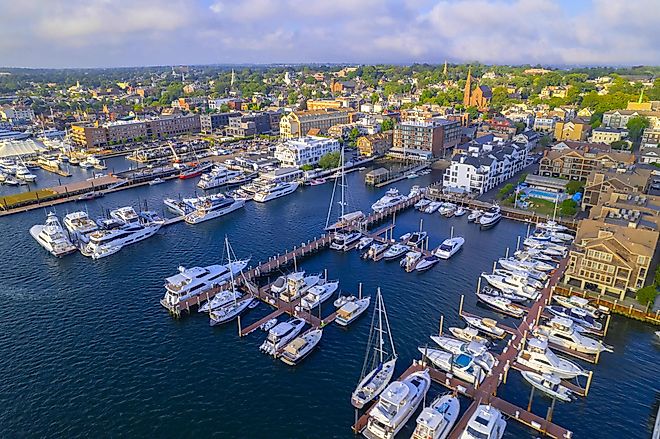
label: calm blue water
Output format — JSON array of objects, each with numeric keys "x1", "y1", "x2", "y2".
[{"x1": 0, "y1": 165, "x2": 658, "y2": 438}]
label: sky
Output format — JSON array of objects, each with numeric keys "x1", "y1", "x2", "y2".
[{"x1": 1, "y1": 0, "x2": 659, "y2": 68}]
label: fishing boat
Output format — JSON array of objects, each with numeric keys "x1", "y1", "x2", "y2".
[
  {"x1": 463, "y1": 316, "x2": 506, "y2": 338},
  {"x1": 517, "y1": 338, "x2": 588, "y2": 379},
  {"x1": 546, "y1": 306, "x2": 603, "y2": 334},
  {"x1": 418, "y1": 347, "x2": 485, "y2": 385},
  {"x1": 335, "y1": 296, "x2": 371, "y2": 327},
  {"x1": 29, "y1": 212, "x2": 78, "y2": 257},
  {"x1": 430, "y1": 335, "x2": 496, "y2": 373},
  {"x1": 458, "y1": 405, "x2": 506, "y2": 439},
  {"x1": 400, "y1": 251, "x2": 422, "y2": 272},
  {"x1": 362, "y1": 242, "x2": 389, "y2": 260},
  {"x1": 467, "y1": 209, "x2": 483, "y2": 222},
  {"x1": 280, "y1": 328, "x2": 323, "y2": 366},
  {"x1": 415, "y1": 255, "x2": 441, "y2": 271},
  {"x1": 434, "y1": 233, "x2": 464, "y2": 259},
  {"x1": 382, "y1": 243, "x2": 409, "y2": 260},
  {"x1": 260, "y1": 317, "x2": 306, "y2": 356},
  {"x1": 520, "y1": 371, "x2": 574, "y2": 402},
  {"x1": 411, "y1": 393, "x2": 460, "y2": 439},
  {"x1": 479, "y1": 205, "x2": 502, "y2": 229},
  {"x1": 356, "y1": 237, "x2": 374, "y2": 250},
  {"x1": 448, "y1": 326, "x2": 491, "y2": 346},
  {"x1": 351, "y1": 289, "x2": 397, "y2": 409},
  {"x1": 300, "y1": 280, "x2": 339, "y2": 309},
  {"x1": 552, "y1": 295, "x2": 608, "y2": 319},
  {"x1": 533, "y1": 317, "x2": 612, "y2": 355},
  {"x1": 362, "y1": 370, "x2": 431, "y2": 439},
  {"x1": 476, "y1": 293, "x2": 526, "y2": 318}
]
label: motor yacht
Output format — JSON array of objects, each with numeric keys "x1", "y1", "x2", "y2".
[
  {"x1": 405, "y1": 231, "x2": 427, "y2": 248},
  {"x1": 253, "y1": 181, "x2": 299, "y2": 202},
  {"x1": 533, "y1": 317, "x2": 612, "y2": 355},
  {"x1": 411, "y1": 393, "x2": 460, "y2": 439},
  {"x1": 63, "y1": 211, "x2": 99, "y2": 243},
  {"x1": 536, "y1": 220, "x2": 568, "y2": 232},
  {"x1": 15, "y1": 166, "x2": 37, "y2": 182},
  {"x1": 382, "y1": 243, "x2": 409, "y2": 260},
  {"x1": 330, "y1": 231, "x2": 362, "y2": 251},
  {"x1": 430, "y1": 335, "x2": 496, "y2": 373},
  {"x1": 260, "y1": 317, "x2": 306, "y2": 356},
  {"x1": 419, "y1": 348, "x2": 485, "y2": 385},
  {"x1": 184, "y1": 195, "x2": 245, "y2": 224},
  {"x1": 479, "y1": 205, "x2": 502, "y2": 229},
  {"x1": 300, "y1": 280, "x2": 339, "y2": 309},
  {"x1": 415, "y1": 255, "x2": 441, "y2": 271},
  {"x1": 82, "y1": 207, "x2": 163, "y2": 260},
  {"x1": 197, "y1": 166, "x2": 241, "y2": 190},
  {"x1": 546, "y1": 306, "x2": 603, "y2": 334},
  {"x1": 552, "y1": 296, "x2": 608, "y2": 319},
  {"x1": 371, "y1": 188, "x2": 408, "y2": 213},
  {"x1": 280, "y1": 328, "x2": 323, "y2": 366},
  {"x1": 520, "y1": 371, "x2": 574, "y2": 402},
  {"x1": 163, "y1": 197, "x2": 195, "y2": 215},
  {"x1": 458, "y1": 405, "x2": 506, "y2": 439},
  {"x1": 198, "y1": 290, "x2": 242, "y2": 313},
  {"x1": 492, "y1": 268, "x2": 545, "y2": 290},
  {"x1": 356, "y1": 237, "x2": 374, "y2": 250},
  {"x1": 434, "y1": 237, "x2": 465, "y2": 259},
  {"x1": 517, "y1": 338, "x2": 588, "y2": 379},
  {"x1": 481, "y1": 273, "x2": 538, "y2": 300},
  {"x1": 424, "y1": 201, "x2": 442, "y2": 214},
  {"x1": 362, "y1": 242, "x2": 390, "y2": 260},
  {"x1": 279, "y1": 272, "x2": 321, "y2": 302},
  {"x1": 160, "y1": 259, "x2": 250, "y2": 309},
  {"x1": 476, "y1": 293, "x2": 526, "y2": 318},
  {"x1": 335, "y1": 297, "x2": 371, "y2": 327},
  {"x1": 362, "y1": 370, "x2": 431, "y2": 439},
  {"x1": 479, "y1": 285, "x2": 527, "y2": 304},
  {"x1": 415, "y1": 199, "x2": 431, "y2": 210},
  {"x1": 447, "y1": 326, "x2": 491, "y2": 346},
  {"x1": 463, "y1": 316, "x2": 506, "y2": 338},
  {"x1": 29, "y1": 212, "x2": 77, "y2": 257},
  {"x1": 400, "y1": 251, "x2": 422, "y2": 272},
  {"x1": 439, "y1": 203, "x2": 456, "y2": 217},
  {"x1": 498, "y1": 257, "x2": 554, "y2": 273}
]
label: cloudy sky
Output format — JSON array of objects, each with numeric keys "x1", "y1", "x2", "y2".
[{"x1": 1, "y1": 0, "x2": 658, "y2": 68}]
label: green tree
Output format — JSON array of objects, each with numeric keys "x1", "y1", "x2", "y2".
[
  {"x1": 610, "y1": 140, "x2": 630, "y2": 150},
  {"x1": 370, "y1": 93, "x2": 379, "y2": 104},
  {"x1": 465, "y1": 106, "x2": 479, "y2": 121},
  {"x1": 498, "y1": 183, "x2": 514, "y2": 199},
  {"x1": 514, "y1": 122, "x2": 526, "y2": 134},
  {"x1": 635, "y1": 285, "x2": 658, "y2": 306},
  {"x1": 626, "y1": 116, "x2": 650, "y2": 142},
  {"x1": 318, "y1": 151, "x2": 341, "y2": 169},
  {"x1": 559, "y1": 199, "x2": 578, "y2": 216},
  {"x1": 381, "y1": 118, "x2": 394, "y2": 131},
  {"x1": 348, "y1": 127, "x2": 361, "y2": 145},
  {"x1": 540, "y1": 135, "x2": 552, "y2": 147},
  {"x1": 566, "y1": 180, "x2": 585, "y2": 195},
  {"x1": 288, "y1": 93, "x2": 298, "y2": 105},
  {"x1": 300, "y1": 164, "x2": 314, "y2": 171}
]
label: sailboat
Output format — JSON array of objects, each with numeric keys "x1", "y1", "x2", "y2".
[
  {"x1": 325, "y1": 144, "x2": 365, "y2": 234},
  {"x1": 351, "y1": 288, "x2": 398, "y2": 409},
  {"x1": 209, "y1": 237, "x2": 252, "y2": 326}
]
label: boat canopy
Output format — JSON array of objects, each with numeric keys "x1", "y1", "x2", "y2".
[{"x1": 338, "y1": 301, "x2": 360, "y2": 317}]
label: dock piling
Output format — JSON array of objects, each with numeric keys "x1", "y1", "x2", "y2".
[{"x1": 439, "y1": 315, "x2": 444, "y2": 336}]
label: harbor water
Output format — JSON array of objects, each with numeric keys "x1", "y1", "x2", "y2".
[{"x1": 0, "y1": 165, "x2": 658, "y2": 438}]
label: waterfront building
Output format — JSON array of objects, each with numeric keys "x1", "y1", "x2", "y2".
[
  {"x1": 443, "y1": 141, "x2": 529, "y2": 195},
  {"x1": 357, "y1": 132, "x2": 393, "y2": 157},
  {"x1": 538, "y1": 146, "x2": 635, "y2": 181},
  {"x1": 273, "y1": 136, "x2": 340, "y2": 168},
  {"x1": 581, "y1": 167, "x2": 652, "y2": 211},
  {"x1": 391, "y1": 118, "x2": 460, "y2": 160},
  {"x1": 200, "y1": 112, "x2": 241, "y2": 134},
  {"x1": 590, "y1": 127, "x2": 628, "y2": 145},
  {"x1": 554, "y1": 118, "x2": 591, "y2": 141},
  {"x1": 279, "y1": 109, "x2": 350, "y2": 139}
]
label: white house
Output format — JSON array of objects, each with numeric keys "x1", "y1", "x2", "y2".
[{"x1": 274, "y1": 136, "x2": 340, "y2": 168}]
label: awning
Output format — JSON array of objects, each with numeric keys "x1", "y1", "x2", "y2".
[{"x1": 0, "y1": 139, "x2": 46, "y2": 158}]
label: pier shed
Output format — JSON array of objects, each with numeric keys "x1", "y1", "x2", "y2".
[{"x1": 364, "y1": 167, "x2": 389, "y2": 186}]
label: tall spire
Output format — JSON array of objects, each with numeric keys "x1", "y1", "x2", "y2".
[
  {"x1": 463, "y1": 67, "x2": 472, "y2": 107},
  {"x1": 638, "y1": 88, "x2": 644, "y2": 104},
  {"x1": 443, "y1": 60, "x2": 448, "y2": 76}
]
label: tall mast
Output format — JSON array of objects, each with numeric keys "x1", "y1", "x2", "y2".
[
  {"x1": 380, "y1": 288, "x2": 397, "y2": 359},
  {"x1": 377, "y1": 288, "x2": 384, "y2": 363},
  {"x1": 225, "y1": 237, "x2": 237, "y2": 303},
  {"x1": 340, "y1": 144, "x2": 346, "y2": 218}
]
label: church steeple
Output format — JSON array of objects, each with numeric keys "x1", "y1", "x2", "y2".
[
  {"x1": 443, "y1": 60, "x2": 448, "y2": 77},
  {"x1": 463, "y1": 67, "x2": 472, "y2": 107}
]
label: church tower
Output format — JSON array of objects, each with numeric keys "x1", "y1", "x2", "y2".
[
  {"x1": 443, "y1": 60, "x2": 448, "y2": 77},
  {"x1": 463, "y1": 67, "x2": 472, "y2": 107}
]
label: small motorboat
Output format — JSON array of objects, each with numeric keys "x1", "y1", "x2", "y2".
[
  {"x1": 260, "y1": 318, "x2": 278, "y2": 332},
  {"x1": 434, "y1": 237, "x2": 464, "y2": 259},
  {"x1": 270, "y1": 275, "x2": 289, "y2": 295},
  {"x1": 400, "y1": 251, "x2": 422, "y2": 272},
  {"x1": 467, "y1": 209, "x2": 483, "y2": 222},
  {"x1": 248, "y1": 298, "x2": 260, "y2": 309},
  {"x1": 415, "y1": 199, "x2": 431, "y2": 210},
  {"x1": 463, "y1": 315, "x2": 506, "y2": 338},
  {"x1": 424, "y1": 201, "x2": 442, "y2": 214},
  {"x1": 307, "y1": 178, "x2": 327, "y2": 186},
  {"x1": 356, "y1": 237, "x2": 374, "y2": 250},
  {"x1": 520, "y1": 371, "x2": 574, "y2": 402},
  {"x1": 454, "y1": 207, "x2": 466, "y2": 217},
  {"x1": 418, "y1": 347, "x2": 485, "y2": 385},
  {"x1": 382, "y1": 243, "x2": 409, "y2": 260},
  {"x1": 362, "y1": 242, "x2": 389, "y2": 260},
  {"x1": 430, "y1": 335, "x2": 495, "y2": 373},
  {"x1": 149, "y1": 177, "x2": 165, "y2": 185},
  {"x1": 399, "y1": 232, "x2": 412, "y2": 242},
  {"x1": 415, "y1": 255, "x2": 441, "y2": 272}
]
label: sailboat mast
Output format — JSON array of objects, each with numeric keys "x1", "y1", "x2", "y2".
[
  {"x1": 225, "y1": 237, "x2": 237, "y2": 300},
  {"x1": 380, "y1": 288, "x2": 396, "y2": 358},
  {"x1": 340, "y1": 144, "x2": 345, "y2": 218}
]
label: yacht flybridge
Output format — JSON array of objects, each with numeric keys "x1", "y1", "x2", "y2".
[
  {"x1": 371, "y1": 188, "x2": 408, "y2": 213},
  {"x1": 30, "y1": 212, "x2": 77, "y2": 257}
]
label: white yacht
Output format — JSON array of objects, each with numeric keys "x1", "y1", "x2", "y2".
[
  {"x1": 412, "y1": 394, "x2": 460, "y2": 439},
  {"x1": 476, "y1": 293, "x2": 526, "y2": 318},
  {"x1": 492, "y1": 268, "x2": 545, "y2": 290},
  {"x1": 253, "y1": 181, "x2": 299, "y2": 202},
  {"x1": 15, "y1": 166, "x2": 37, "y2": 182},
  {"x1": 362, "y1": 242, "x2": 389, "y2": 260},
  {"x1": 536, "y1": 220, "x2": 569, "y2": 232},
  {"x1": 479, "y1": 285, "x2": 527, "y2": 304},
  {"x1": 197, "y1": 166, "x2": 241, "y2": 190},
  {"x1": 415, "y1": 255, "x2": 441, "y2": 271},
  {"x1": 357, "y1": 237, "x2": 374, "y2": 250},
  {"x1": 29, "y1": 212, "x2": 77, "y2": 257},
  {"x1": 419, "y1": 347, "x2": 485, "y2": 384},
  {"x1": 517, "y1": 338, "x2": 588, "y2": 379},
  {"x1": 434, "y1": 237, "x2": 465, "y2": 259},
  {"x1": 335, "y1": 296, "x2": 371, "y2": 327},
  {"x1": 81, "y1": 207, "x2": 163, "y2": 260},
  {"x1": 209, "y1": 296, "x2": 252, "y2": 326},
  {"x1": 533, "y1": 317, "x2": 611, "y2": 355},
  {"x1": 198, "y1": 290, "x2": 243, "y2": 313},
  {"x1": 546, "y1": 306, "x2": 603, "y2": 334},
  {"x1": 430, "y1": 335, "x2": 496, "y2": 373},
  {"x1": 260, "y1": 317, "x2": 306, "y2": 356},
  {"x1": 62, "y1": 211, "x2": 99, "y2": 244},
  {"x1": 279, "y1": 272, "x2": 321, "y2": 302},
  {"x1": 448, "y1": 326, "x2": 491, "y2": 345},
  {"x1": 371, "y1": 188, "x2": 408, "y2": 213},
  {"x1": 499, "y1": 257, "x2": 554, "y2": 273},
  {"x1": 479, "y1": 205, "x2": 502, "y2": 229},
  {"x1": 330, "y1": 231, "x2": 362, "y2": 251},
  {"x1": 300, "y1": 280, "x2": 339, "y2": 309},
  {"x1": 553, "y1": 295, "x2": 608, "y2": 319},
  {"x1": 163, "y1": 197, "x2": 195, "y2": 215},
  {"x1": 481, "y1": 273, "x2": 539, "y2": 300},
  {"x1": 184, "y1": 195, "x2": 245, "y2": 224},
  {"x1": 382, "y1": 243, "x2": 409, "y2": 260},
  {"x1": 280, "y1": 328, "x2": 323, "y2": 366},
  {"x1": 459, "y1": 405, "x2": 506, "y2": 439},
  {"x1": 463, "y1": 316, "x2": 506, "y2": 338},
  {"x1": 467, "y1": 209, "x2": 483, "y2": 222},
  {"x1": 520, "y1": 371, "x2": 574, "y2": 402},
  {"x1": 415, "y1": 199, "x2": 431, "y2": 210},
  {"x1": 454, "y1": 207, "x2": 466, "y2": 217},
  {"x1": 406, "y1": 231, "x2": 428, "y2": 248},
  {"x1": 363, "y1": 370, "x2": 431, "y2": 439},
  {"x1": 400, "y1": 251, "x2": 422, "y2": 272},
  {"x1": 424, "y1": 201, "x2": 442, "y2": 214},
  {"x1": 160, "y1": 259, "x2": 250, "y2": 309}
]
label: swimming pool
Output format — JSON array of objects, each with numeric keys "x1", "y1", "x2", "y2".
[{"x1": 525, "y1": 188, "x2": 566, "y2": 201}]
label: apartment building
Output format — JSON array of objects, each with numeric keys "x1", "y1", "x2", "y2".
[
  {"x1": 279, "y1": 109, "x2": 350, "y2": 139},
  {"x1": 539, "y1": 146, "x2": 635, "y2": 180},
  {"x1": 443, "y1": 141, "x2": 529, "y2": 195},
  {"x1": 274, "y1": 136, "x2": 340, "y2": 167},
  {"x1": 0, "y1": 106, "x2": 35, "y2": 122},
  {"x1": 602, "y1": 109, "x2": 660, "y2": 130},
  {"x1": 554, "y1": 118, "x2": 591, "y2": 141},
  {"x1": 200, "y1": 112, "x2": 240, "y2": 133},
  {"x1": 391, "y1": 118, "x2": 461, "y2": 160},
  {"x1": 590, "y1": 127, "x2": 628, "y2": 145},
  {"x1": 357, "y1": 132, "x2": 393, "y2": 157},
  {"x1": 641, "y1": 128, "x2": 660, "y2": 148},
  {"x1": 582, "y1": 167, "x2": 652, "y2": 210}
]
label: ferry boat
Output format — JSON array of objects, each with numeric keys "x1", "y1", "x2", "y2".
[
  {"x1": 479, "y1": 205, "x2": 502, "y2": 229},
  {"x1": 458, "y1": 404, "x2": 506, "y2": 439},
  {"x1": 434, "y1": 237, "x2": 465, "y2": 259},
  {"x1": 253, "y1": 181, "x2": 299, "y2": 202},
  {"x1": 533, "y1": 317, "x2": 612, "y2": 355},
  {"x1": 81, "y1": 207, "x2": 163, "y2": 260},
  {"x1": 371, "y1": 188, "x2": 408, "y2": 213},
  {"x1": 412, "y1": 393, "x2": 460, "y2": 439},
  {"x1": 160, "y1": 259, "x2": 250, "y2": 309},
  {"x1": 300, "y1": 280, "x2": 339, "y2": 310},
  {"x1": 363, "y1": 370, "x2": 431, "y2": 439},
  {"x1": 260, "y1": 317, "x2": 306, "y2": 356},
  {"x1": 197, "y1": 166, "x2": 241, "y2": 190},
  {"x1": 330, "y1": 231, "x2": 362, "y2": 251},
  {"x1": 335, "y1": 296, "x2": 371, "y2": 326},
  {"x1": 517, "y1": 338, "x2": 588, "y2": 379},
  {"x1": 280, "y1": 328, "x2": 323, "y2": 366},
  {"x1": 29, "y1": 212, "x2": 77, "y2": 257},
  {"x1": 63, "y1": 211, "x2": 99, "y2": 243},
  {"x1": 418, "y1": 348, "x2": 485, "y2": 384},
  {"x1": 184, "y1": 195, "x2": 245, "y2": 224}
]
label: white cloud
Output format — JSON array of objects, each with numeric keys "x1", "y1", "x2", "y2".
[{"x1": 0, "y1": 0, "x2": 658, "y2": 67}]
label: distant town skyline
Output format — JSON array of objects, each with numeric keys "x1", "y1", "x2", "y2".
[{"x1": 1, "y1": 0, "x2": 659, "y2": 69}]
